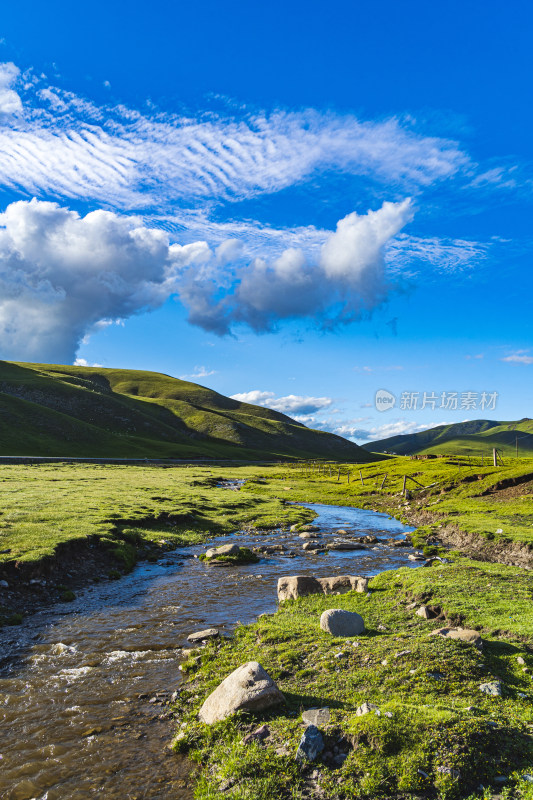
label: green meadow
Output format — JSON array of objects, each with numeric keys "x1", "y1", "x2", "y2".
[
  {"x1": 176, "y1": 559, "x2": 533, "y2": 800},
  {"x1": 1, "y1": 456, "x2": 532, "y2": 797}
]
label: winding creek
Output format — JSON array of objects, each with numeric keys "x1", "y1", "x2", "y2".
[{"x1": 1, "y1": 502, "x2": 416, "y2": 800}]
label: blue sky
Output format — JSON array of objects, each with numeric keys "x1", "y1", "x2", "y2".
[{"x1": 0, "y1": 0, "x2": 531, "y2": 443}]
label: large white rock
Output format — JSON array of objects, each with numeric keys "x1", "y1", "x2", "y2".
[
  {"x1": 277, "y1": 575, "x2": 368, "y2": 602},
  {"x1": 320, "y1": 609, "x2": 365, "y2": 636},
  {"x1": 277, "y1": 576, "x2": 322, "y2": 601},
  {"x1": 198, "y1": 661, "x2": 284, "y2": 724},
  {"x1": 430, "y1": 627, "x2": 483, "y2": 648}
]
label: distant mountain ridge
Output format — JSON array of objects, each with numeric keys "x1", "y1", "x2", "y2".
[
  {"x1": 362, "y1": 418, "x2": 533, "y2": 456},
  {"x1": 0, "y1": 361, "x2": 373, "y2": 461}
]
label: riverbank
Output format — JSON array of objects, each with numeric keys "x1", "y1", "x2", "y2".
[
  {"x1": 0, "y1": 498, "x2": 416, "y2": 799},
  {"x1": 173, "y1": 556, "x2": 533, "y2": 799},
  {"x1": 0, "y1": 463, "x2": 316, "y2": 626},
  {"x1": 170, "y1": 457, "x2": 533, "y2": 798},
  {"x1": 2, "y1": 458, "x2": 533, "y2": 798},
  {"x1": 3, "y1": 455, "x2": 533, "y2": 625},
  {"x1": 243, "y1": 456, "x2": 533, "y2": 566}
]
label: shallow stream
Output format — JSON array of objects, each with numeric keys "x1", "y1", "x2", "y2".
[{"x1": 0, "y1": 502, "x2": 415, "y2": 799}]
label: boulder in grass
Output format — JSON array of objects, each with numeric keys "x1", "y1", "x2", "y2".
[
  {"x1": 277, "y1": 574, "x2": 369, "y2": 602},
  {"x1": 199, "y1": 661, "x2": 284, "y2": 724},
  {"x1": 277, "y1": 576, "x2": 322, "y2": 601},
  {"x1": 356, "y1": 702, "x2": 380, "y2": 716},
  {"x1": 430, "y1": 627, "x2": 483, "y2": 649},
  {"x1": 320, "y1": 609, "x2": 365, "y2": 637},
  {"x1": 302, "y1": 707, "x2": 330, "y2": 726},
  {"x1": 479, "y1": 681, "x2": 502, "y2": 697}
]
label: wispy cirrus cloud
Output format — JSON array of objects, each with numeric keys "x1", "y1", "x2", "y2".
[
  {"x1": 180, "y1": 366, "x2": 217, "y2": 380},
  {"x1": 501, "y1": 350, "x2": 533, "y2": 365},
  {"x1": 0, "y1": 64, "x2": 469, "y2": 214}
]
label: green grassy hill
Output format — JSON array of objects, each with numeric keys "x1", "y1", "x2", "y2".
[
  {"x1": 0, "y1": 361, "x2": 372, "y2": 461},
  {"x1": 362, "y1": 418, "x2": 533, "y2": 457}
]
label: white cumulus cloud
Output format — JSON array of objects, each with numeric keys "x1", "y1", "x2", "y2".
[
  {"x1": 0, "y1": 198, "x2": 188, "y2": 362},
  {"x1": 230, "y1": 390, "x2": 334, "y2": 416},
  {"x1": 0, "y1": 62, "x2": 22, "y2": 116}
]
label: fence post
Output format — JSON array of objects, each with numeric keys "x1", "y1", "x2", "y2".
[{"x1": 359, "y1": 470, "x2": 364, "y2": 486}]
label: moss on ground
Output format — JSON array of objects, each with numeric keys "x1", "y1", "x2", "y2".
[{"x1": 174, "y1": 559, "x2": 533, "y2": 800}]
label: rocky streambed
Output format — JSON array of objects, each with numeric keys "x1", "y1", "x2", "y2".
[{"x1": 0, "y1": 502, "x2": 416, "y2": 800}]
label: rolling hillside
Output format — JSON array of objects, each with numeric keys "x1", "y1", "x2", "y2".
[
  {"x1": 362, "y1": 418, "x2": 533, "y2": 456},
  {"x1": 0, "y1": 361, "x2": 373, "y2": 461}
]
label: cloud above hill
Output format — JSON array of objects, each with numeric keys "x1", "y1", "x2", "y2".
[
  {"x1": 0, "y1": 197, "x2": 416, "y2": 360},
  {"x1": 230, "y1": 390, "x2": 334, "y2": 415}
]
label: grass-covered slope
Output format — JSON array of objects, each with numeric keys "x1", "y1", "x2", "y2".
[
  {"x1": 175, "y1": 559, "x2": 533, "y2": 800},
  {"x1": 0, "y1": 361, "x2": 372, "y2": 461},
  {"x1": 363, "y1": 419, "x2": 533, "y2": 457}
]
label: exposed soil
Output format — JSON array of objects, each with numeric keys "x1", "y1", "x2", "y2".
[
  {"x1": 0, "y1": 538, "x2": 139, "y2": 619},
  {"x1": 479, "y1": 477, "x2": 533, "y2": 501},
  {"x1": 405, "y1": 507, "x2": 533, "y2": 569}
]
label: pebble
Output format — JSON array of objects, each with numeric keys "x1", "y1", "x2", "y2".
[{"x1": 0, "y1": 580, "x2": 8, "y2": 588}]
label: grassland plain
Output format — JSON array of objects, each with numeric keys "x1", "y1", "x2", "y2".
[
  {"x1": 173, "y1": 457, "x2": 533, "y2": 799},
  {"x1": 2, "y1": 457, "x2": 533, "y2": 797},
  {"x1": 0, "y1": 463, "x2": 316, "y2": 625}
]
